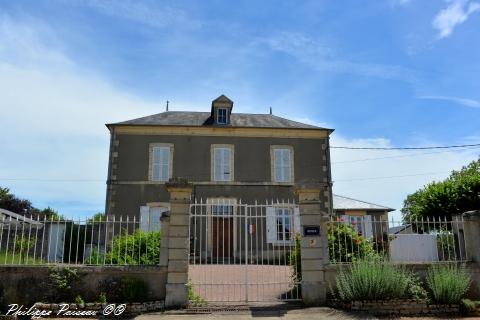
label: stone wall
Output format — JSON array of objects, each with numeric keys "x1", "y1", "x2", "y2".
[
  {"x1": 0, "y1": 266, "x2": 167, "y2": 311},
  {"x1": 329, "y1": 299, "x2": 460, "y2": 316}
]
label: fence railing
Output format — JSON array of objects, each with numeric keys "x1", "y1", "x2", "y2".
[
  {"x1": 0, "y1": 215, "x2": 161, "y2": 266},
  {"x1": 328, "y1": 215, "x2": 468, "y2": 264}
]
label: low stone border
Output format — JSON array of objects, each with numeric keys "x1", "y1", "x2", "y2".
[
  {"x1": 329, "y1": 299, "x2": 460, "y2": 316},
  {"x1": 32, "y1": 301, "x2": 165, "y2": 317}
]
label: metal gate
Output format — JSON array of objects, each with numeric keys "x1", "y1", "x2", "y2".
[{"x1": 189, "y1": 199, "x2": 301, "y2": 303}]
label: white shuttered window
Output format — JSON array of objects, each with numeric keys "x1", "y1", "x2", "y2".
[
  {"x1": 273, "y1": 148, "x2": 292, "y2": 182},
  {"x1": 151, "y1": 146, "x2": 170, "y2": 181},
  {"x1": 213, "y1": 146, "x2": 233, "y2": 181}
]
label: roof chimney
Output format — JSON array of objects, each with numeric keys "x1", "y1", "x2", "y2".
[
  {"x1": 166, "y1": 100, "x2": 169, "y2": 112},
  {"x1": 269, "y1": 107, "x2": 272, "y2": 115}
]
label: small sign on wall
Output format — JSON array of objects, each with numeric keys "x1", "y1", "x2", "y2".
[{"x1": 303, "y1": 225, "x2": 320, "y2": 237}]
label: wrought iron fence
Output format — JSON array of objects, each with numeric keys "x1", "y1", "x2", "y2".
[
  {"x1": 0, "y1": 215, "x2": 161, "y2": 265},
  {"x1": 328, "y1": 215, "x2": 468, "y2": 264}
]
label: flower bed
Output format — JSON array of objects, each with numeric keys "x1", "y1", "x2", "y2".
[{"x1": 329, "y1": 299, "x2": 460, "y2": 316}]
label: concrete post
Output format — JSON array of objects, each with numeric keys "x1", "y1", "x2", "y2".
[
  {"x1": 164, "y1": 179, "x2": 192, "y2": 308},
  {"x1": 463, "y1": 210, "x2": 480, "y2": 263},
  {"x1": 295, "y1": 183, "x2": 330, "y2": 306}
]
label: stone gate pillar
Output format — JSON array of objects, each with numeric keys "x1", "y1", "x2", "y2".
[
  {"x1": 295, "y1": 183, "x2": 330, "y2": 306},
  {"x1": 164, "y1": 179, "x2": 192, "y2": 308},
  {"x1": 463, "y1": 210, "x2": 480, "y2": 263}
]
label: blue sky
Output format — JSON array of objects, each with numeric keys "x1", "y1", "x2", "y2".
[{"x1": 0, "y1": 0, "x2": 479, "y2": 219}]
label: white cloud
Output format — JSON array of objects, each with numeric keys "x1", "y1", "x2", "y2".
[
  {"x1": 73, "y1": 0, "x2": 202, "y2": 30},
  {"x1": 390, "y1": 0, "x2": 413, "y2": 7},
  {"x1": 432, "y1": 0, "x2": 480, "y2": 39},
  {"x1": 0, "y1": 15, "x2": 161, "y2": 218},
  {"x1": 330, "y1": 134, "x2": 479, "y2": 220},
  {"x1": 418, "y1": 95, "x2": 480, "y2": 108},
  {"x1": 254, "y1": 32, "x2": 419, "y2": 83}
]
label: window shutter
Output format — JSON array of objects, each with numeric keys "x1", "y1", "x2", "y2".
[
  {"x1": 160, "y1": 147, "x2": 169, "y2": 181},
  {"x1": 294, "y1": 207, "x2": 301, "y2": 234},
  {"x1": 283, "y1": 149, "x2": 291, "y2": 182},
  {"x1": 223, "y1": 148, "x2": 231, "y2": 179},
  {"x1": 364, "y1": 215, "x2": 373, "y2": 239},
  {"x1": 140, "y1": 206, "x2": 149, "y2": 231},
  {"x1": 214, "y1": 148, "x2": 222, "y2": 180},
  {"x1": 266, "y1": 207, "x2": 276, "y2": 243},
  {"x1": 149, "y1": 207, "x2": 165, "y2": 232}
]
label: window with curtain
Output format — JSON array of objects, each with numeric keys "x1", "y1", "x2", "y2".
[
  {"x1": 273, "y1": 147, "x2": 292, "y2": 182},
  {"x1": 213, "y1": 147, "x2": 233, "y2": 181},
  {"x1": 151, "y1": 146, "x2": 171, "y2": 181}
]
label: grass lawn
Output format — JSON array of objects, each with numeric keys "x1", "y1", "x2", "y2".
[{"x1": 0, "y1": 250, "x2": 45, "y2": 265}]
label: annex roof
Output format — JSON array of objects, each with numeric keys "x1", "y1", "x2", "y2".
[{"x1": 333, "y1": 194, "x2": 394, "y2": 212}]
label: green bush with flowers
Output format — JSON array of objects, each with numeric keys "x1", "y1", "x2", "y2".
[{"x1": 328, "y1": 218, "x2": 376, "y2": 263}]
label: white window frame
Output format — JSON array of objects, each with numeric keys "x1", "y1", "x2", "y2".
[
  {"x1": 148, "y1": 143, "x2": 174, "y2": 182},
  {"x1": 216, "y1": 108, "x2": 228, "y2": 124},
  {"x1": 266, "y1": 206, "x2": 299, "y2": 245},
  {"x1": 341, "y1": 214, "x2": 373, "y2": 239},
  {"x1": 270, "y1": 145, "x2": 294, "y2": 183},
  {"x1": 140, "y1": 204, "x2": 169, "y2": 232},
  {"x1": 211, "y1": 144, "x2": 234, "y2": 182}
]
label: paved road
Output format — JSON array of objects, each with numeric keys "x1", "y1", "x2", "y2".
[
  {"x1": 134, "y1": 307, "x2": 477, "y2": 320},
  {"x1": 135, "y1": 308, "x2": 374, "y2": 320}
]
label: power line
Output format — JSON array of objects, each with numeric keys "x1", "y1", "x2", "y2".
[
  {"x1": 330, "y1": 143, "x2": 480, "y2": 150},
  {"x1": 332, "y1": 146, "x2": 480, "y2": 164},
  {"x1": 0, "y1": 178, "x2": 104, "y2": 182},
  {"x1": 334, "y1": 171, "x2": 449, "y2": 182}
]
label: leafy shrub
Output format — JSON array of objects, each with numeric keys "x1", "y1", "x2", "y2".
[
  {"x1": 87, "y1": 230, "x2": 161, "y2": 265},
  {"x1": 405, "y1": 273, "x2": 428, "y2": 300},
  {"x1": 13, "y1": 236, "x2": 37, "y2": 263},
  {"x1": 289, "y1": 233, "x2": 302, "y2": 283},
  {"x1": 426, "y1": 264, "x2": 471, "y2": 304},
  {"x1": 74, "y1": 295, "x2": 84, "y2": 304},
  {"x1": 48, "y1": 267, "x2": 80, "y2": 302},
  {"x1": 334, "y1": 258, "x2": 418, "y2": 301},
  {"x1": 328, "y1": 221, "x2": 376, "y2": 263},
  {"x1": 460, "y1": 299, "x2": 480, "y2": 315},
  {"x1": 121, "y1": 278, "x2": 148, "y2": 302},
  {"x1": 188, "y1": 280, "x2": 206, "y2": 306},
  {"x1": 98, "y1": 292, "x2": 107, "y2": 303}
]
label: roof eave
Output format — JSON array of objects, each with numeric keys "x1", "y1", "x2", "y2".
[
  {"x1": 334, "y1": 207, "x2": 395, "y2": 212},
  {"x1": 105, "y1": 123, "x2": 334, "y2": 133}
]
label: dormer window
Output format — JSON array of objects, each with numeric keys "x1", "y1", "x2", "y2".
[
  {"x1": 217, "y1": 108, "x2": 228, "y2": 124},
  {"x1": 211, "y1": 94, "x2": 233, "y2": 125}
]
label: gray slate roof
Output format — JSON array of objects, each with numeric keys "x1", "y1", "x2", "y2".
[
  {"x1": 109, "y1": 111, "x2": 331, "y2": 130},
  {"x1": 333, "y1": 194, "x2": 394, "y2": 211}
]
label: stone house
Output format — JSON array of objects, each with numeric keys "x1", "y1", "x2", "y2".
[{"x1": 105, "y1": 95, "x2": 334, "y2": 261}]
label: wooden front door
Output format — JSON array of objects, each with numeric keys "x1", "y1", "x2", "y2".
[{"x1": 212, "y1": 217, "x2": 234, "y2": 258}]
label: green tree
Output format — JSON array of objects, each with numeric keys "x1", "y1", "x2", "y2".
[
  {"x1": 0, "y1": 187, "x2": 35, "y2": 215},
  {"x1": 87, "y1": 212, "x2": 106, "y2": 224},
  {"x1": 402, "y1": 158, "x2": 480, "y2": 221},
  {"x1": 0, "y1": 187, "x2": 62, "y2": 219}
]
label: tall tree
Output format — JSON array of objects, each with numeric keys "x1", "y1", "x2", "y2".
[
  {"x1": 0, "y1": 187, "x2": 35, "y2": 214},
  {"x1": 402, "y1": 158, "x2": 480, "y2": 221}
]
